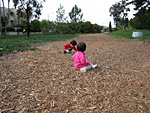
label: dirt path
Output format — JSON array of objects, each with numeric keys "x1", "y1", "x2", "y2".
[{"x1": 0, "y1": 34, "x2": 150, "y2": 112}]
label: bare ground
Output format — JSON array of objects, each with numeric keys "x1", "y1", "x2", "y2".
[{"x1": 0, "y1": 33, "x2": 150, "y2": 113}]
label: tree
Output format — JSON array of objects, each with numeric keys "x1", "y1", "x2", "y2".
[
  {"x1": 56, "y1": 23, "x2": 75, "y2": 34},
  {"x1": 30, "y1": 19, "x2": 41, "y2": 32},
  {"x1": 92, "y1": 24, "x2": 103, "y2": 33},
  {"x1": 109, "y1": 21, "x2": 112, "y2": 32},
  {"x1": 13, "y1": 0, "x2": 45, "y2": 37},
  {"x1": 120, "y1": 0, "x2": 130, "y2": 30},
  {"x1": 109, "y1": 0, "x2": 130, "y2": 30},
  {"x1": 0, "y1": 0, "x2": 2, "y2": 35},
  {"x1": 79, "y1": 21, "x2": 102, "y2": 33},
  {"x1": 16, "y1": 9, "x2": 23, "y2": 24},
  {"x1": 55, "y1": 4, "x2": 68, "y2": 34},
  {"x1": 109, "y1": 2, "x2": 121, "y2": 27},
  {"x1": 69, "y1": 4, "x2": 83, "y2": 24},
  {"x1": 8, "y1": 0, "x2": 10, "y2": 27},
  {"x1": 69, "y1": 4, "x2": 84, "y2": 32},
  {"x1": 2, "y1": 0, "x2": 6, "y2": 35},
  {"x1": 79, "y1": 21, "x2": 93, "y2": 33},
  {"x1": 128, "y1": 0, "x2": 150, "y2": 29},
  {"x1": 130, "y1": 9, "x2": 150, "y2": 29},
  {"x1": 56, "y1": 4, "x2": 68, "y2": 23},
  {"x1": 129, "y1": 0, "x2": 150, "y2": 11},
  {"x1": 66, "y1": 23, "x2": 76, "y2": 33},
  {"x1": 40, "y1": 19, "x2": 50, "y2": 34}
]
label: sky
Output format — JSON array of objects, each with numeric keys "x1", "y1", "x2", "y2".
[
  {"x1": 4, "y1": 0, "x2": 135, "y2": 27},
  {"x1": 40, "y1": 0, "x2": 135, "y2": 27}
]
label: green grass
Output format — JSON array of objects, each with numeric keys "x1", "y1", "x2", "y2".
[
  {"x1": 107, "y1": 28, "x2": 150, "y2": 42},
  {"x1": 0, "y1": 34, "x2": 79, "y2": 56}
]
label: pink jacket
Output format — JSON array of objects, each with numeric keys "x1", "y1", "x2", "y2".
[{"x1": 73, "y1": 51, "x2": 91, "y2": 69}]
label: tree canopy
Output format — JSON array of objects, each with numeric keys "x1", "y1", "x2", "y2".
[
  {"x1": 69, "y1": 4, "x2": 83, "y2": 24},
  {"x1": 109, "y1": 0, "x2": 130, "y2": 29},
  {"x1": 13, "y1": 0, "x2": 45, "y2": 36},
  {"x1": 56, "y1": 4, "x2": 68, "y2": 23},
  {"x1": 110, "y1": 0, "x2": 150, "y2": 29},
  {"x1": 128, "y1": 0, "x2": 150, "y2": 29}
]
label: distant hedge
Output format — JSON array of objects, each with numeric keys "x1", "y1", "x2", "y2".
[{"x1": 7, "y1": 27, "x2": 15, "y2": 31}]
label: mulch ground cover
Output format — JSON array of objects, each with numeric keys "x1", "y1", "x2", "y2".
[{"x1": 0, "y1": 34, "x2": 150, "y2": 112}]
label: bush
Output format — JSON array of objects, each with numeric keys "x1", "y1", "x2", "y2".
[
  {"x1": 7, "y1": 27, "x2": 15, "y2": 31},
  {"x1": 56, "y1": 23, "x2": 76, "y2": 34},
  {"x1": 41, "y1": 28, "x2": 49, "y2": 35},
  {"x1": 30, "y1": 29, "x2": 41, "y2": 32},
  {"x1": 112, "y1": 27, "x2": 119, "y2": 31},
  {"x1": 17, "y1": 29, "x2": 24, "y2": 32}
]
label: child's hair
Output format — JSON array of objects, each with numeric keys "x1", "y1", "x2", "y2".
[
  {"x1": 70, "y1": 40, "x2": 77, "y2": 46},
  {"x1": 77, "y1": 42, "x2": 86, "y2": 52}
]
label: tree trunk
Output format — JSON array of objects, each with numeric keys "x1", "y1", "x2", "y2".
[
  {"x1": 26, "y1": 3, "x2": 30, "y2": 37},
  {"x1": 2, "y1": 0, "x2": 6, "y2": 35},
  {"x1": 0, "y1": 0, "x2": 2, "y2": 35},
  {"x1": 8, "y1": 0, "x2": 10, "y2": 26}
]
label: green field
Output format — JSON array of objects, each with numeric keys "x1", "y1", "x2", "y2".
[
  {"x1": 0, "y1": 34, "x2": 78, "y2": 56},
  {"x1": 107, "y1": 28, "x2": 150, "y2": 42}
]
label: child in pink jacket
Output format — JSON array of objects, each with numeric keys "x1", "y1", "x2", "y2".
[{"x1": 73, "y1": 42, "x2": 97, "y2": 72}]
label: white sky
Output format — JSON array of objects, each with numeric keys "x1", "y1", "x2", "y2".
[
  {"x1": 4, "y1": 0, "x2": 135, "y2": 27},
  {"x1": 40, "y1": 0, "x2": 135, "y2": 27}
]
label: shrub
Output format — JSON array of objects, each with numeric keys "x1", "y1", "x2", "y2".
[
  {"x1": 56, "y1": 23, "x2": 76, "y2": 34},
  {"x1": 41, "y1": 28, "x2": 49, "y2": 35},
  {"x1": 112, "y1": 27, "x2": 119, "y2": 31},
  {"x1": 17, "y1": 29, "x2": 24, "y2": 32},
  {"x1": 7, "y1": 27, "x2": 15, "y2": 31}
]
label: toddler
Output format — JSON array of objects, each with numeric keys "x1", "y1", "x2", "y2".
[
  {"x1": 73, "y1": 42, "x2": 97, "y2": 72},
  {"x1": 64, "y1": 40, "x2": 77, "y2": 54}
]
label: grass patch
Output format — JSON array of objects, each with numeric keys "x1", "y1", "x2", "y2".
[
  {"x1": 107, "y1": 28, "x2": 150, "y2": 42},
  {"x1": 0, "y1": 34, "x2": 79, "y2": 56}
]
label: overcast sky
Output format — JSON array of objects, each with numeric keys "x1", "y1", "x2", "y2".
[
  {"x1": 40, "y1": 0, "x2": 135, "y2": 27},
  {"x1": 4, "y1": 0, "x2": 135, "y2": 27}
]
